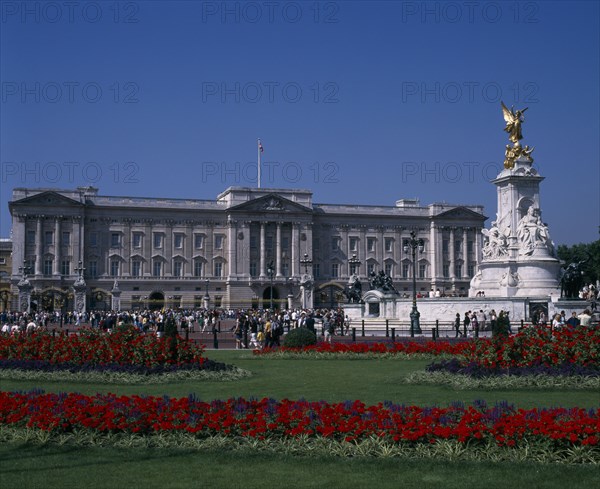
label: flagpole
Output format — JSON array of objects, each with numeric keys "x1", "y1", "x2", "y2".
[{"x1": 257, "y1": 138, "x2": 261, "y2": 188}]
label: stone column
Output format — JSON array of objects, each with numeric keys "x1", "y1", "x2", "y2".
[
  {"x1": 165, "y1": 221, "x2": 173, "y2": 276},
  {"x1": 429, "y1": 222, "x2": 436, "y2": 288},
  {"x1": 474, "y1": 226, "x2": 481, "y2": 273},
  {"x1": 449, "y1": 227, "x2": 456, "y2": 280},
  {"x1": 462, "y1": 228, "x2": 468, "y2": 278},
  {"x1": 227, "y1": 219, "x2": 237, "y2": 278},
  {"x1": 35, "y1": 217, "x2": 43, "y2": 275},
  {"x1": 291, "y1": 223, "x2": 299, "y2": 277},
  {"x1": 53, "y1": 217, "x2": 61, "y2": 275},
  {"x1": 185, "y1": 222, "x2": 193, "y2": 277},
  {"x1": 73, "y1": 217, "x2": 81, "y2": 270},
  {"x1": 259, "y1": 222, "x2": 266, "y2": 278},
  {"x1": 276, "y1": 222, "x2": 282, "y2": 277}
]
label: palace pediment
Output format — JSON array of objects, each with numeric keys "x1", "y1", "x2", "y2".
[
  {"x1": 10, "y1": 191, "x2": 83, "y2": 208},
  {"x1": 434, "y1": 206, "x2": 486, "y2": 221},
  {"x1": 228, "y1": 193, "x2": 313, "y2": 214}
]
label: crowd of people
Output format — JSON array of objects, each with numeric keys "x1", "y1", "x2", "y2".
[{"x1": 0, "y1": 306, "x2": 353, "y2": 348}]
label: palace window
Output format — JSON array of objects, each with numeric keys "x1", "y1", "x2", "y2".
[
  {"x1": 174, "y1": 234, "x2": 184, "y2": 249},
  {"x1": 43, "y1": 259, "x2": 53, "y2": 276},
  {"x1": 173, "y1": 260, "x2": 183, "y2": 277},
  {"x1": 110, "y1": 260, "x2": 120, "y2": 277},
  {"x1": 61, "y1": 260, "x2": 70, "y2": 276},
  {"x1": 26, "y1": 230, "x2": 35, "y2": 246},
  {"x1": 44, "y1": 231, "x2": 54, "y2": 246},
  {"x1": 194, "y1": 260, "x2": 203, "y2": 277},
  {"x1": 385, "y1": 237, "x2": 393, "y2": 253},
  {"x1": 367, "y1": 237, "x2": 376, "y2": 252},
  {"x1": 88, "y1": 261, "x2": 97, "y2": 278},
  {"x1": 131, "y1": 260, "x2": 142, "y2": 277},
  {"x1": 153, "y1": 233, "x2": 163, "y2": 249},
  {"x1": 331, "y1": 263, "x2": 339, "y2": 278},
  {"x1": 313, "y1": 263, "x2": 320, "y2": 279},
  {"x1": 467, "y1": 264, "x2": 475, "y2": 278},
  {"x1": 443, "y1": 263, "x2": 450, "y2": 278},
  {"x1": 111, "y1": 233, "x2": 121, "y2": 248},
  {"x1": 331, "y1": 237, "x2": 340, "y2": 252},
  {"x1": 454, "y1": 263, "x2": 462, "y2": 279},
  {"x1": 249, "y1": 262, "x2": 257, "y2": 277},
  {"x1": 194, "y1": 234, "x2": 204, "y2": 249},
  {"x1": 419, "y1": 263, "x2": 427, "y2": 279},
  {"x1": 89, "y1": 232, "x2": 98, "y2": 247},
  {"x1": 214, "y1": 235, "x2": 224, "y2": 250},
  {"x1": 132, "y1": 232, "x2": 143, "y2": 249},
  {"x1": 153, "y1": 260, "x2": 162, "y2": 277},
  {"x1": 349, "y1": 236, "x2": 358, "y2": 252},
  {"x1": 61, "y1": 231, "x2": 70, "y2": 246},
  {"x1": 385, "y1": 262, "x2": 393, "y2": 276},
  {"x1": 367, "y1": 263, "x2": 375, "y2": 275},
  {"x1": 214, "y1": 261, "x2": 223, "y2": 277}
]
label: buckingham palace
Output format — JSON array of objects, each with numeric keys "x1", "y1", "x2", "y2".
[{"x1": 6, "y1": 185, "x2": 486, "y2": 311}]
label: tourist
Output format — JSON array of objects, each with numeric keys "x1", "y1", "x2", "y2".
[
  {"x1": 578, "y1": 309, "x2": 591, "y2": 327},
  {"x1": 478, "y1": 310, "x2": 487, "y2": 331},
  {"x1": 565, "y1": 312, "x2": 580, "y2": 329},
  {"x1": 463, "y1": 311, "x2": 471, "y2": 337},
  {"x1": 454, "y1": 313, "x2": 462, "y2": 337},
  {"x1": 552, "y1": 313, "x2": 564, "y2": 330},
  {"x1": 344, "y1": 314, "x2": 351, "y2": 335}
]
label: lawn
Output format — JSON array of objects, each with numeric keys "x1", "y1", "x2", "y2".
[{"x1": 1, "y1": 350, "x2": 598, "y2": 489}]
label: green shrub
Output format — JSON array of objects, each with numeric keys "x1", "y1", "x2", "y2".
[{"x1": 283, "y1": 327, "x2": 317, "y2": 348}]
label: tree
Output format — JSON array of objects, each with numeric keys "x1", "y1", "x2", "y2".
[{"x1": 556, "y1": 240, "x2": 600, "y2": 285}]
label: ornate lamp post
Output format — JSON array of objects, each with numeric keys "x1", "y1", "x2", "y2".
[
  {"x1": 17, "y1": 262, "x2": 33, "y2": 313},
  {"x1": 203, "y1": 279, "x2": 210, "y2": 309},
  {"x1": 300, "y1": 253, "x2": 312, "y2": 275},
  {"x1": 403, "y1": 231, "x2": 424, "y2": 336},
  {"x1": 0, "y1": 289, "x2": 10, "y2": 312},
  {"x1": 267, "y1": 261, "x2": 275, "y2": 310},
  {"x1": 298, "y1": 254, "x2": 313, "y2": 310},
  {"x1": 348, "y1": 253, "x2": 361, "y2": 277}
]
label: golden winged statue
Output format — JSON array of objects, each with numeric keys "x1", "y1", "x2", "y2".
[{"x1": 501, "y1": 101, "x2": 528, "y2": 143}]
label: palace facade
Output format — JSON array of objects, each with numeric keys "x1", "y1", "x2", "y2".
[{"x1": 7, "y1": 186, "x2": 486, "y2": 311}]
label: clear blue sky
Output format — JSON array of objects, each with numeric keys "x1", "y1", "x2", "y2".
[{"x1": 1, "y1": 0, "x2": 598, "y2": 245}]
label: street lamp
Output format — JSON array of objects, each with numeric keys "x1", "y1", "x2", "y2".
[
  {"x1": 300, "y1": 253, "x2": 312, "y2": 275},
  {"x1": 403, "y1": 231, "x2": 424, "y2": 336},
  {"x1": 267, "y1": 260, "x2": 275, "y2": 310}
]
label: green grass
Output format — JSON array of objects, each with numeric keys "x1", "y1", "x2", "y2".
[
  {"x1": 1, "y1": 443, "x2": 598, "y2": 489},
  {"x1": 0, "y1": 350, "x2": 597, "y2": 408},
  {"x1": 1, "y1": 350, "x2": 599, "y2": 488}
]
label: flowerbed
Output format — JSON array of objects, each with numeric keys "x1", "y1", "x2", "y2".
[
  {"x1": 427, "y1": 327, "x2": 600, "y2": 377},
  {"x1": 0, "y1": 391, "x2": 598, "y2": 464},
  {"x1": 0, "y1": 329, "x2": 250, "y2": 381},
  {"x1": 0, "y1": 328, "x2": 207, "y2": 369},
  {"x1": 254, "y1": 340, "x2": 471, "y2": 357},
  {"x1": 256, "y1": 328, "x2": 600, "y2": 376}
]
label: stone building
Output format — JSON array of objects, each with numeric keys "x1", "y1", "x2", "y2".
[
  {"x1": 0, "y1": 238, "x2": 12, "y2": 312},
  {"x1": 8, "y1": 186, "x2": 486, "y2": 311}
]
